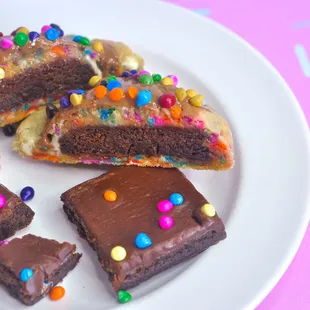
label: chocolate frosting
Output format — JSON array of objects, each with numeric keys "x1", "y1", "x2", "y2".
[
  {"x1": 61, "y1": 167, "x2": 226, "y2": 284},
  {"x1": 0, "y1": 234, "x2": 76, "y2": 298}
]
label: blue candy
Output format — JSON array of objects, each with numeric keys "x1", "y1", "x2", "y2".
[
  {"x1": 107, "y1": 80, "x2": 122, "y2": 91},
  {"x1": 50, "y1": 23, "x2": 61, "y2": 29},
  {"x1": 45, "y1": 28, "x2": 59, "y2": 41},
  {"x1": 121, "y1": 71, "x2": 132, "y2": 78},
  {"x1": 135, "y1": 233, "x2": 152, "y2": 249},
  {"x1": 20, "y1": 268, "x2": 33, "y2": 282},
  {"x1": 130, "y1": 69, "x2": 138, "y2": 75},
  {"x1": 169, "y1": 193, "x2": 184, "y2": 205},
  {"x1": 60, "y1": 96, "x2": 71, "y2": 109},
  {"x1": 136, "y1": 90, "x2": 152, "y2": 107},
  {"x1": 76, "y1": 89, "x2": 86, "y2": 95},
  {"x1": 28, "y1": 31, "x2": 40, "y2": 42},
  {"x1": 84, "y1": 49, "x2": 92, "y2": 55},
  {"x1": 20, "y1": 186, "x2": 35, "y2": 202},
  {"x1": 73, "y1": 35, "x2": 82, "y2": 42}
]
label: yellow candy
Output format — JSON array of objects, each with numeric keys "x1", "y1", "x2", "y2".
[
  {"x1": 186, "y1": 89, "x2": 197, "y2": 98},
  {"x1": 111, "y1": 246, "x2": 127, "y2": 262},
  {"x1": 92, "y1": 40, "x2": 104, "y2": 53},
  {"x1": 161, "y1": 77, "x2": 174, "y2": 86},
  {"x1": 17, "y1": 27, "x2": 30, "y2": 35},
  {"x1": 201, "y1": 204, "x2": 216, "y2": 217},
  {"x1": 0, "y1": 68, "x2": 5, "y2": 80},
  {"x1": 88, "y1": 75, "x2": 101, "y2": 87},
  {"x1": 175, "y1": 88, "x2": 186, "y2": 102},
  {"x1": 70, "y1": 94, "x2": 83, "y2": 106},
  {"x1": 189, "y1": 95, "x2": 204, "y2": 107}
]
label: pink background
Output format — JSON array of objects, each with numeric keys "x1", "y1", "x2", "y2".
[{"x1": 164, "y1": 0, "x2": 310, "y2": 309}]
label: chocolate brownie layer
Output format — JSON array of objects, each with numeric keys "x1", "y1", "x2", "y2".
[
  {"x1": 0, "y1": 234, "x2": 81, "y2": 306},
  {"x1": 59, "y1": 125, "x2": 212, "y2": 163},
  {"x1": 0, "y1": 58, "x2": 94, "y2": 114},
  {"x1": 61, "y1": 167, "x2": 226, "y2": 291},
  {"x1": 0, "y1": 184, "x2": 34, "y2": 242}
]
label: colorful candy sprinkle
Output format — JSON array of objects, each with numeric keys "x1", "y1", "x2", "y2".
[
  {"x1": 45, "y1": 28, "x2": 59, "y2": 41},
  {"x1": 152, "y1": 73, "x2": 162, "y2": 82},
  {"x1": 168, "y1": 74, "x2": 178, "y2": 86},
  {"x1": 50, "y1": 24, "x2": 64, "y2": 37},
  {"x1": 201, "y1": 203, "x2": 216, "y2": 217},
  {"x1": 20, "y1": 186, "x2": 35, "y2": 202},
  {"x1": 94, "y1": 85, "x2": 107, "y2": 99},
  {"x1": 127, "y1": 86, "x2": 138, "y2": 99},
  {"x1": 78, "y1": 37, "x2": 91, "y2": 46},
  {"x1": 72, "y1": 35, "x2": 82, "y2": 43},
  {"x1": 135, "y1": 233, "x2": 152, "y2": 249},
  {"x1": 0, "y1": 194, "x2": 6, "y2": 208},
  {"x1": 60, "y1": 96, "x2": 71, "y2": 109},
  {"x1": 139, "y1": 70, "x2": 150, "y2": 75},
  {"x1": 28, "y1": 31, "x2": 40, "y2": 42},
  {"x1": 0, "y1": 240, "x2": 8, "y2": 246},
  {"x1": 118, "y1": 290, "x2": 132, "y2": 304},
  {"x1": 170, "y1": 106, "x2": 182, "y2": 120},
  {"x1": 100, "y1": 80, "x2": 108, "y2": 87},
  {"x1": 158, "y1": 215, "x2": 174, "y2": 230},
  {"x1": 109, "y1": 88, "x2": 124, "y2": 101},
  {"x1": 0, "y1": 68, "x2": 5, "y2": 80},
  {"x1": 92, "y1": 40, "x2": 104, "y2": 52},
  {"x1": 14, "y1": 32, "x2": 29, "y2": 46},
  {"x1": 189, "y1": 95, "x2": 204, "y2": 107},
  {"x1": 70, "y1": 94, "x2": 83, "y2": 106},
  {"x1": 41, "y1": 25, "x2": 52, "y2": 34},
  {"x1": 161, "y1": 77, "x2": 174, "y2": 86},
  {"x1": 159, "y1": 93, "x2": 176, "y2": 108},
  {"x1": 88, "y1": 75, "x2": 101, "y2": 87},
  {"x1": 49, "y1": 286, "x2": 65, "y2": 301},
  {"x1": 111, "y1": 246, "x2": 127, "y2": 261},
  {"x1": 175, "y1": 88, "x2": 187, "y2": 101},
  {"x1": 51, "y1": 46, "x2": 66, "y2": 57},
  {"x1": 1, "y1": 38, "x2": 13, "y2": 50},
  {"x1": 16, "y1": 27, "x2": 29, "y2": 35},
  {"x1": 136, "y1": 90, "x2": 152, "y2": 107},
  {"x1": 130, "y1": 69, "x2": 138, "y2": 75},
  {"x1": 20, "y1": 268, "x2": 33, "y2": 282},
  {"x1": 169, "y1": 193, "x2": 184, "y2": 205},
  {"x1": 2, "y1": 125, "x2": 16, "y2": 137},
  {"x1": 157, "y1": 200, "x2": 173, "y2": 213},
  {"x1": 107, "y1": 80, "x2": 122, "y2": 91},
  {"x1": 139, "y1": 74, "x2": 153, "y2": 85},
  {"x1": 46, "y1": 103, "x2": 59, "y2": 119},
  {"x1": 104, "y1": 190, "x2": 117, "y2": 202},
  {"x1": 186, "y1": 89, "x2": 197, "y2": 98},
  {"x1": 107, "y1": 75, "x2": 117, "y2": 82},
  {"x1": 121, "y1": 71, "x2": 131, "y2": 78},
  {"x1": 0, "y1": 32, "x2": 3, "y2": 37}
]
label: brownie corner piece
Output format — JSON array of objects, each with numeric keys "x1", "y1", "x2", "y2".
[
  {"x1": 0, "y1": 184, "x2": 34, "y2": 242},
  {"x1": 62, "y1": 167, "x2": 226, "y2": 291},
  {"x1": 0, "y1": 234, "x2": 81, "y2": 306}
]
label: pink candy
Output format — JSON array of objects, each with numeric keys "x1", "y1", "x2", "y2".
[
  {"x1": 139, "y1": 70, "x2": 150, "y2": 75},
  {"x1": 157, "y1": 200, "x2": 173, "y2": 213},
  {"x1": 0, "y1": 240, "x2": 8, "y2": 246},
  {"x1": 168, "y1": 74, "x2": 178, "y2": 86},
  {"x1": 41, "y1": 25, "x2": 52, "y2": 34},
  {"x1": 158, "y1": 215, "x2": 174, "y2": 230},
  {"x1": 0, "y1": 194, "x2": 6, "y2": 209},
  {"x1": 1, "y1": 38, "x2": 13, "y2": 50}
]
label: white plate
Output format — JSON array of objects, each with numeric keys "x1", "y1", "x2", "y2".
[{"x1": 1, "y1": 1, "x2": 310, "y2": 309}]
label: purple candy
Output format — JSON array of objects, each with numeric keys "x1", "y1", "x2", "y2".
[
  {"x1": 139, "y1": 70, "x2": 150, "y2": 75},
  {"x1": 157, "y1": 200, "x2": 173, "y2": 213},
  {"x1": 158, "y1": 215, "x2": 174, "y2": 230},
  {"x1": 60, "y1": 96, "x2": 71, "y2": 109},
  {"x1": 0, "y1": 194, "x2": 6, "y2": 208},
  {"x1": 41, "y1": 25, "x2": 52, "y2": 34},
  {"x1": 130, "y1": 69, "x2": 138, "y2": 75},
  {"x1": 28, "y1": 31, "x2": 40, "y2": 42},
  {"x1": 1, "y1": 38, "x2": 13, "y2": 50},
  {"x1": 0, "y1": 240, "x2": 8, "y2": 246},
  {"x1": 121, "y1": 71, "x2": 132, "y2": 78},
  {"x1": 167, "y1": 74, "x2": 178, "y2": 86}
]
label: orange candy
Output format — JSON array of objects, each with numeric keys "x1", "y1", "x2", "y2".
[
  {"x1": 170, "y1": 106, "x2": 182, "y2": 120},
  {"x1": 109, "y1": 88, "x2": 124, "y2": 101},
  {"x1": 49, "y1": 286, "x2": 65, "y2": 301},
  {"x1": 51, "y1": 46, "x2": 66, "y2": 57},
  {"x1": 127, "y1": 86, "x2": 138, "y2": 99},
  {"x1": 104, "y1": 190, "x2": 117, "y2": 202},
  {"x1": 94, "y1": 85, "x2": 107, "y2": 99}
]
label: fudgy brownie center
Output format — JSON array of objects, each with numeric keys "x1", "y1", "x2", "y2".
[
  {"x1": 0, "y1": 58, "x2": 94, "y2": 113},
  {"x1": 59, "y1": 125, "x2": 212, "y2": 161}
]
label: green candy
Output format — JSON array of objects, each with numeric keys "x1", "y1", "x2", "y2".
[
  {"x1": 78, "y1": 37, "x2": 91, "y2": 46},
  {"x1": 117, "y1": 290, "x2": 132, "y2": 304},
  {"x1": 107, "y1": 75, "x2": 117, "y2": 82},
  {"x1": 14, "y1": 32, "x2": 29, "y2": 47},
  {"x1": 139, "y1": 74, "x2": 153, "y2": 85},
  {"x1": 152, "y1": 73, "x2": 162, "y2": 82}
]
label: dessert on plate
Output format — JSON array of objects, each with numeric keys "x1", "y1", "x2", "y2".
[
  {"x1": 61, "y1": 167, "x2": 226, "y2": 291},
  {"x1": 0, "y1": 24, "x2": 144, "y2": 127},
  {"x1": 0, "y1": 234, "x2": 81, "y2": 305},
  {"x1": 0, "y1": 184, "x2": 34, "y2": 242},
  {"x1": 14, "y1": 73, "x2": 234, "y2": 170}
]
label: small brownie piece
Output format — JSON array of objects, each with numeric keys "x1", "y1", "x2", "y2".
[
  {"x1": 0, "y1": 184, "x2": 34, "y2": 242},
  {"x1": 0, "y1": 234, "x2": 81, "y2": 306},
  {"x1": 62, "y1": 167, "x2": 226, "y2": 291}
]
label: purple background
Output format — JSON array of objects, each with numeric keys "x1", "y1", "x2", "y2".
[{"x1": 164, "y1": 0, "x2": 310, "y2": 309}]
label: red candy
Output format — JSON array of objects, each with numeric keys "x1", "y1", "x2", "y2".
[
  {"x1": 159, "y1": 93, "x2": 176, "y2": 108},
  {"x1": 0, "y1": 32, "x2": 3, "y2": 37}
]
